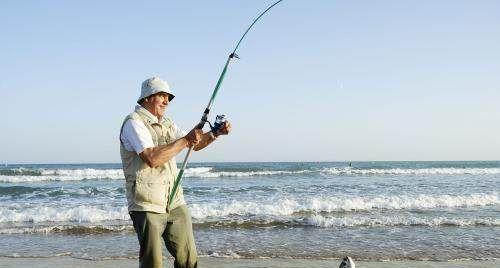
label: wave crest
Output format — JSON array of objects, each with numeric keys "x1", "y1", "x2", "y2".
[
  {"x1": 307, "y1": 214, "x2": 499, "y2": 227},
  {"x1": 190, "y1": 193, "x2": 498, "y2": 219},
  {"x1": 321, "y1": 167, "x2": 500, "y2": 175},
  {"x1": 0, "y1": 225, "x2": 133, "y2": 235},
  {"x1": 0, "y1": 205, "x2": 129, "y2": 223},
  {"x1": 2, "y1": 166, "x2": 500, "y2": 182}
]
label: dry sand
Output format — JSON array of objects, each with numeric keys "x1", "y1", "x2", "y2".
[{"x1": 0, "y1": 257, "x2": 498, "y2": 268}]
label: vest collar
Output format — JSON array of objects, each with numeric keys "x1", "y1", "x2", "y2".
[{"x1": 135, "y1": 105, "x2": 166, "y2": 125}]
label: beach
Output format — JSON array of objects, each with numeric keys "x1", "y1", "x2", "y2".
[
  {"x1": 0, "y1": 257, "x2": 498, "y2": 268},
  {"x1": 2, "y1": 0, "x2": 499, "y2": 266}
]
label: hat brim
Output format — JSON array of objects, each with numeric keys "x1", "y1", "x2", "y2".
[{"x1": 137, "y1": 92, "x2": 175, "y2": 104}]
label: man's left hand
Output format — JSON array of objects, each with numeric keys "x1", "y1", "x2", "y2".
[{"x1": 214, "y1": 121, "x2": 231, "y2": 137}]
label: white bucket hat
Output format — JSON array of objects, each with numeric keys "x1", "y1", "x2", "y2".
[{"x1": 138, "y1": 76, "x2": 175, "y2": 103}]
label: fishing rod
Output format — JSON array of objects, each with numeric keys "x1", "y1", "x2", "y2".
[{"x1": 168, "y1": 0, "x2": 285, "y2": 208}]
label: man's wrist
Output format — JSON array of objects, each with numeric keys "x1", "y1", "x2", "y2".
[{"x1": 182, "y1": 137, "x2": 191, "y2": 147}]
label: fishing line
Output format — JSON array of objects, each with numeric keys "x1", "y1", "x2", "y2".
[{"x1": 169, "y1": 0, "x2": 285, "y2": 208}]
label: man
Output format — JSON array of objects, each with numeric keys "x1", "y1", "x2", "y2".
[{"x1": 119, "y1": 76, "x2": 230, "y2": 268}]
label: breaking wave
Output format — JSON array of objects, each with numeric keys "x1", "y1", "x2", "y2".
[
  {"x1": 1, "y1": 214, "x2": 496, "y2": 235},
  {"x1": 0, "y1": 225, "x2": 133, "y2": 235},
  {"x1": 0, "y1": 168, "x2": 42, "y2": 176},
  {"x1": 181, "y1": 167, "x2": 500, "y2": 178},
  {"x1": 0, "y1": 168, "x2": 124, "y2": 183},
  {"x1": 1, "y1": 166, "x2": 499, "y2": 183},
  {"x1": 190, "y1": 193, "x2": 498, "y2": 218},
  {"x1": 183, "y1": 167, "x2": 310, "y2": 178},
  {"x1": 195, "y1": 215, "x2": 499, "y2": 228},
  {"x1": 1, "y1": 193, "x2": 496, "y2": 224},
  {"x1": 321, "y1": 167, "x2": 500, "y2": 175},
  {"x1": 306, "y1": 214, "x2": 499, "y2": 227},
  {"x1": 0, "y1": 205, "x2": 129, "y2": 223}
]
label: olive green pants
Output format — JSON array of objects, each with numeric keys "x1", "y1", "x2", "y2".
[{"x1": 129, "y1": 205, "x2": 198, "y2": 268}]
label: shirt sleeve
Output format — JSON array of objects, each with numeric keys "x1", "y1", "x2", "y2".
[
  {"x1": 120, "y1": 119, "x2": 155, "y2": 154},
  {"x1": 171, "y1": 122, "x2": 187, "y2": 140}
]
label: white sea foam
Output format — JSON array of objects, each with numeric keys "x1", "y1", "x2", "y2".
[
  {"x1": 0, "y1": 168, "x2": 124, "y2": 183},
  {"x1": 321, "y1": 167, "x2": 500, "y2": 175},
  {"x1": 203, "y1": 250, "x2": 241, "y2": 259},
  {"x1": 190, "y1": 198, "x2": 300, "y2": 219},
  {"x1": 307, "y1": 193, "x2": 499, "y2": 211},
  {"x1": 185, "y1": 166, "x2": 500, "y2": 177},
  {"x1": 0, "y1": 167, "x2": 311, "y2": 182},
  {"x1": 0, "y1": 193, "x2": 497, "y2": 233},
  {"x1": 1, "y1": 193, "x2": 496, "y2": 223},
  {"x1": 0, "y1": 205, "x2": 129, "y2": 223},
  {"x1": 183, "y1": 167, "x2": 310, "y2": 178},
  {"x1": 183, "y1": 167, "x2": 214, "y2": 177},
  {"x1": 189, "y1": 193, "x2": 499, "y2": 219},
  {"x1": 40, "y1": 168, "x2": 124, "y2": 178},
  {"x1": 0, "y1": 225, "x2": 133, "y2": 235},
  {"x1": 2, "y1": 166, "x2": 499, "y2": 183},
  {"x1": 0, "y1": 175, "x2": 57, "y2": 183},
  {"x1": 307, "y1": 214, "x2": 500, "y2": 227}
]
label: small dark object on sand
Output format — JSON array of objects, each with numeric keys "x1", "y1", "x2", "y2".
[{"x1": 339, "y1": 256, "x2": 355, "y2": 268}]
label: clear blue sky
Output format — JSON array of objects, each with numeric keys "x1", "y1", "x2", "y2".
[{"x1": 1, "y1": 0, "x2": 499, "y2": 163}]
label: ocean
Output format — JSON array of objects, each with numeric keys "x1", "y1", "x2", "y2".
[{"x1": 0, "y1": 161, "x2": 498, "y2": 261}]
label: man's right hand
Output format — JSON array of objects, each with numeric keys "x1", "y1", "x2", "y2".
[{"x1": 185, "y1": 128, "x2": 203, "y2": 147}]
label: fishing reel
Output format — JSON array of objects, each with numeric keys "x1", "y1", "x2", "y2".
[{"x1": 206, "y1": 114, "x2": 228, "y2": 135}]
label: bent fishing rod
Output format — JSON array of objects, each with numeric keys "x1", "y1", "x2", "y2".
[{"x1": 168, "y1": 0, "x2": 285, "y2": 208}]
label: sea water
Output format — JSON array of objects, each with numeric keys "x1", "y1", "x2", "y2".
[{"x1": 0, "y1": 161, "x2": 498, "y2": 261}]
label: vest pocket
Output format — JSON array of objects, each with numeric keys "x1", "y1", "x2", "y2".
[{"x1": 134, "y1": 181, "x2": 166, "y2": 206}]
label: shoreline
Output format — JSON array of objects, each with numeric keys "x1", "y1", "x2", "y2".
[{"x1": 0, "y1": 257, "x2": 498, "y2": 268}]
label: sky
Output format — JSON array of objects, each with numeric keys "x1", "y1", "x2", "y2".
[{"x1": 1, "y1": 0, "x2": 499, "y2": 163}]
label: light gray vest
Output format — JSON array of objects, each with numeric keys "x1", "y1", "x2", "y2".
[{"x1": 120, "y1": 107, "x2": 185, "y2": 213}]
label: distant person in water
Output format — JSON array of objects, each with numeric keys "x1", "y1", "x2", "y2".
[{"x1": 119, "y1": 77, "x2": 231, "y2": 268}]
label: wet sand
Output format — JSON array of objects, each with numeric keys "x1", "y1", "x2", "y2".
[{"x1": 0, "y1": 257, "x2": 497, "y2": 268}]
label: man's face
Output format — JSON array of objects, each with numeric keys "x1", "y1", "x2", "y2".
[{"x1": 145, "y1": 92, "x2": 171, "y2": 118}]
